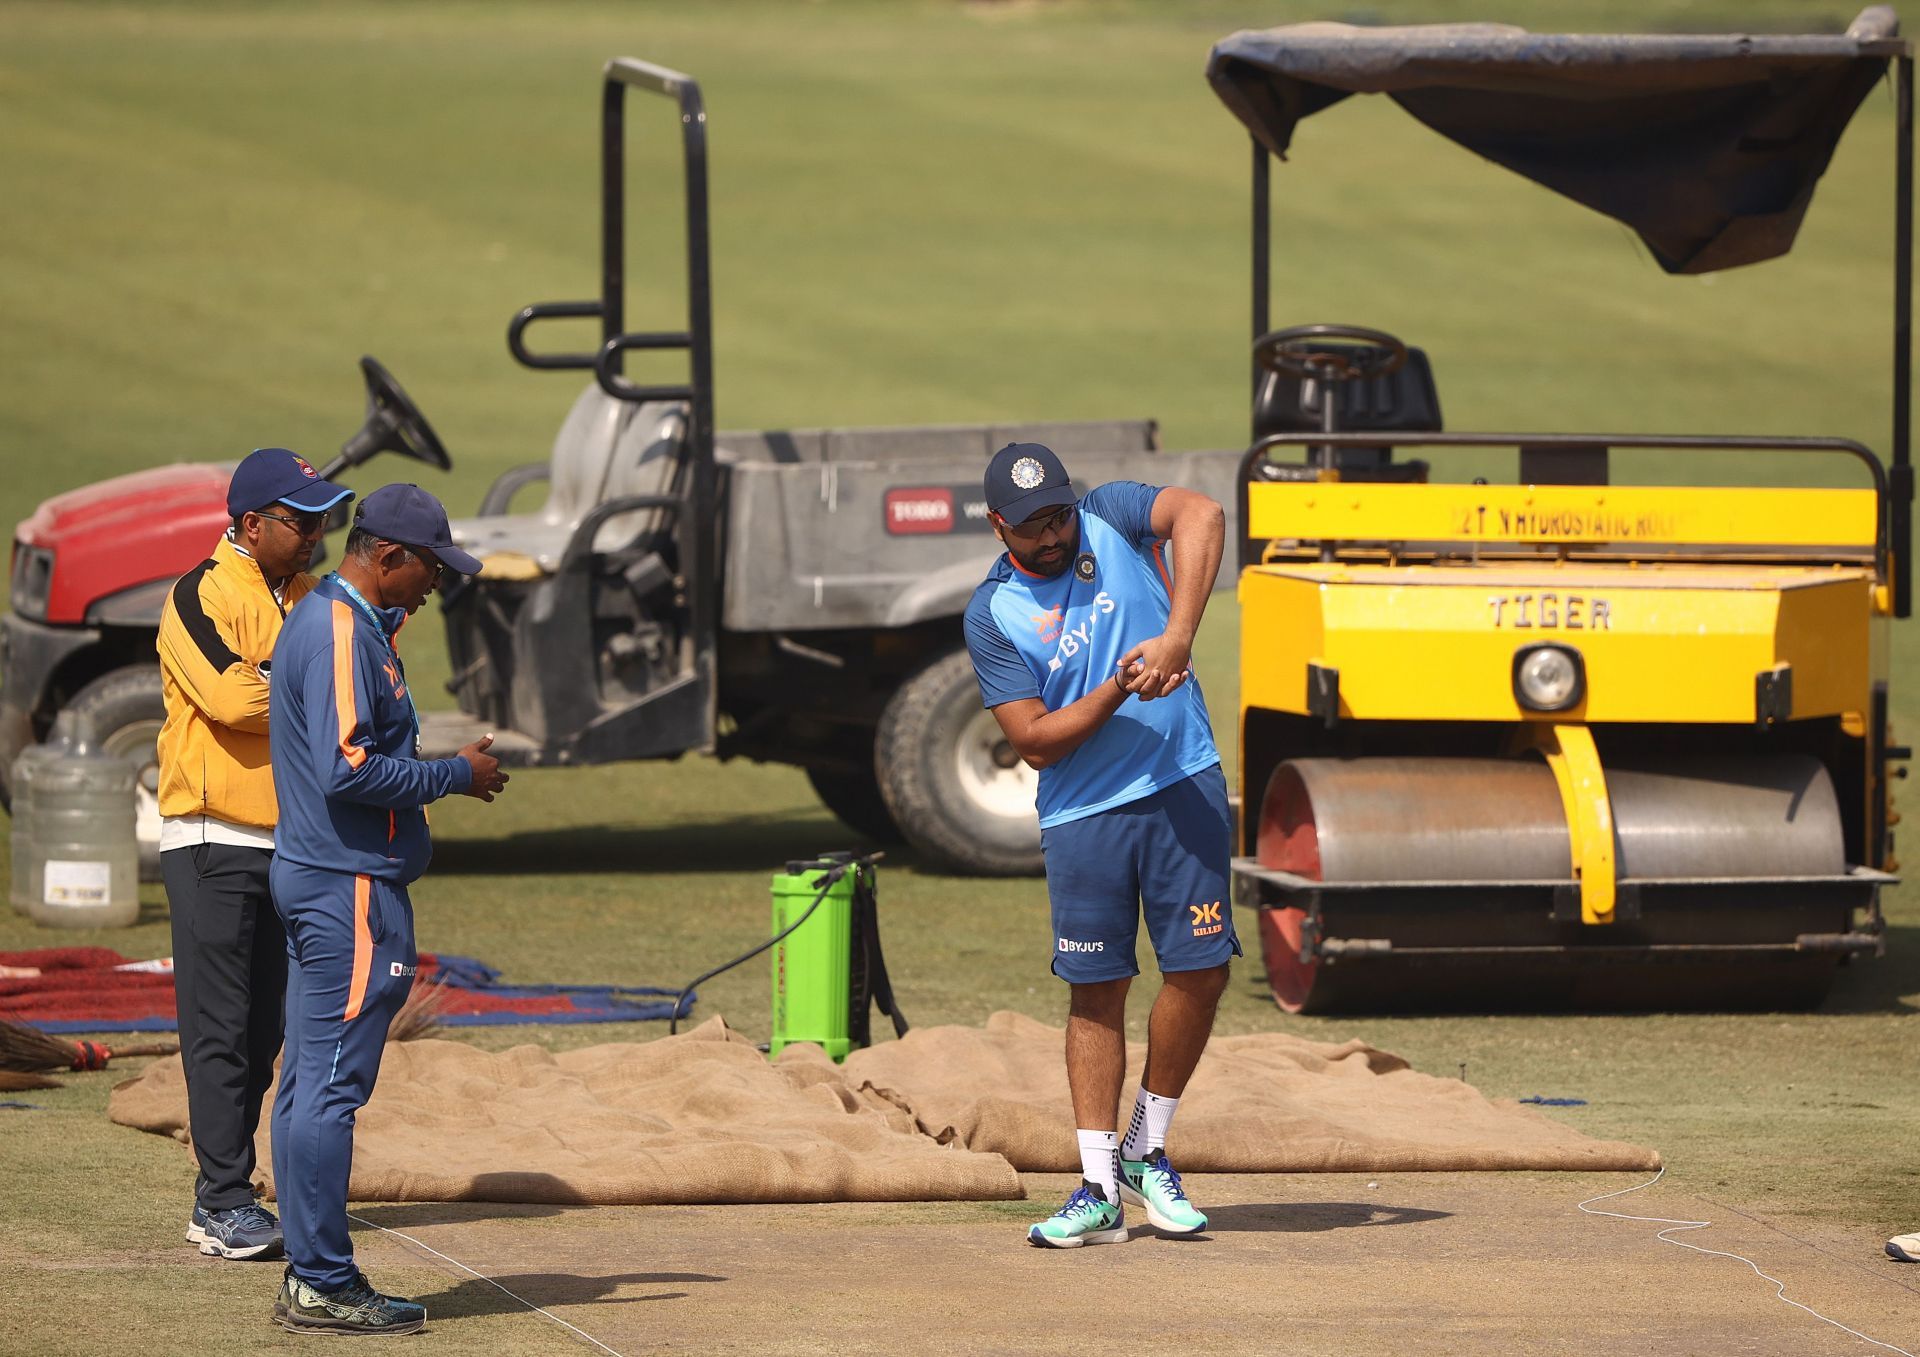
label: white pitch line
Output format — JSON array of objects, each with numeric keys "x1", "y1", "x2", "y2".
[
  {"x1": 349, "y1": 1212, "x2": 629, "y2": 1356},
  {"x1": 1578, "y1": 1168, "x2": 1917, "y2": 1357}
]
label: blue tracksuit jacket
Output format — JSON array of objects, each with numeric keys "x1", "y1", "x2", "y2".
[{"x1": 268, "y1": 574, "x2": 471, "y2": 881}]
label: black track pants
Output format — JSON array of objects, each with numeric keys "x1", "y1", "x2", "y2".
[{"x1": 162, "y1": 842, "x2": 288, "y2": 1213}]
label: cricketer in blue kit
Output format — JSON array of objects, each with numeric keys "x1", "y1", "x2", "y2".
[
  {"x1": 962, "y1": 442, "x2": 1238, "y2": 1249},
  {"x1": 266, "y1": 484, "x2": 509, "y2": 1336}
]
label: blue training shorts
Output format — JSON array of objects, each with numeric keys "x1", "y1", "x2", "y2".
[{"x1": 1041, "y1": 762, "x2": 1243, "y2": 983}]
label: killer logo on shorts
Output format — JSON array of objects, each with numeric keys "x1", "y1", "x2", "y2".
[
  {"x1": 389, "y1": 961, "x2": 418, "y2": 978},
  {"x1": 1189, "y1": 901, "x2": 1224, "y2": 937},
  {"x1": 1073, "y1": 552, "x2": 1096, "y2": 582},
  {"x1": 1010, "y1": 457, "x2": 1046, "y2": 490}
]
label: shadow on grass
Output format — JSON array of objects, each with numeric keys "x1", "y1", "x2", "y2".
[
  {"x1": 351, "y1": 1201, "x2": 583, "y2": 1229},
  {"x1": 430, "y1": 811, "x2": 895, "y2": 876},
  {"x1": 1822, "y1": 918, "x2": 1920, "y2": 1014},
  {"x1": 1204, "y1": 1201, "x2": 1451, "y2": 1233},
  {"x1": 417, "y1": 1270, "x2": 725, "y2": 1321}
]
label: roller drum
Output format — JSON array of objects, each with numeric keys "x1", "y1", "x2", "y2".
[
  {"x1": 1259, "y1": 754, "x2": 1845, "y2": 883},
  {"x1": 1608, "y1": 758, "x2": 1843, "y2": 879}
]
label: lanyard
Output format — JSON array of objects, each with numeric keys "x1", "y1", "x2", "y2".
[{"x1": 330, "y1": 574, "x2": 421, "y2": 753}]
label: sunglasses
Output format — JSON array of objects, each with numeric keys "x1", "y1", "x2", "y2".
[
  {"x1": 254, "y1": 509, "x2": 326, "y2": 536},
  {"x1": 402, "y1": 546, "x2": 445, "y2": 584},
  {"x1": 997, "y1": 503, "x2": 1077, "y2": 540}
]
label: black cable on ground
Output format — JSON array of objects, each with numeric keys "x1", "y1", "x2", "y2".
[{"x1": 666, "y1": 851, "x2": 884, "y2": 1036}]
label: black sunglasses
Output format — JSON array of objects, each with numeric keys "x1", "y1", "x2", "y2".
[
  {"x1": 254, "y1": 509, "x2": 326, "y2": 536},
  {"x1": 998, "y1": 503, "x2": 1077, "y2": 540}
]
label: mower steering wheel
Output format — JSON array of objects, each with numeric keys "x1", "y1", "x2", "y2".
[
  {"x1": 358, "y1": 355, "x2": 451, "y2": 471},
  {"x1": 1253, "y1": 323, "x2": 1409, "y2": 384}
]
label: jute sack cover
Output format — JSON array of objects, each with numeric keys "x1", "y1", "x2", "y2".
[
  {"x1": 844, "y1": 1011, "x2": 1660, "y2": 1173},
  {"x1": 110, "y1": 1011, "x2": 1658, "y2": 1204},
  {"x1": 109, "y1": 1017, "x2": 1022, "y2": 1205}
]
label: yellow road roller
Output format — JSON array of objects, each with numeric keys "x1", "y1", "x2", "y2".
[{"x1": 1214, "y1": 12, "x2": 1913, "y2": 1010}]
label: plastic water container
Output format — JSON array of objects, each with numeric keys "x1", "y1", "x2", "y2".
[
  {"x1": 12, "y1": 713, "x2": 140, "y2": 929},
  {"x1": 8, "y1": 733, "x2": 62, "y2": 915}
]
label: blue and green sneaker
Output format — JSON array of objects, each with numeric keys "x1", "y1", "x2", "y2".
[
  {"x1": 1027, "y1": 1180, "x2": 1127, "y2": 1249},
  {"x1": 1119, "y1": 1150, "x2": 1207, "y2": 1234}
]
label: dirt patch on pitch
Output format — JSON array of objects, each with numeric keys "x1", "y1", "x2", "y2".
[{"x1": 340, "y1": 1173, "x2": 1920, "y2": 1356}]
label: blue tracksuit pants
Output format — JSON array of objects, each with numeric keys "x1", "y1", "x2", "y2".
[{"x1": 269, "y1": 858, "x2": 416, "y2": 1291}]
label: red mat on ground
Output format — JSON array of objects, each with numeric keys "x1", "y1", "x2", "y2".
[
  {"x1": 0, "y1": 947, "x2": 177, "y2": 1031},
  {"x1": 0, "y1": 948, "x2": 688, "y2": 1032}
]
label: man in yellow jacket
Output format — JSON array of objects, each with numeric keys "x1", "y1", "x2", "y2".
[{"x1": 157, "y1": 447, "x2": 352, "y2": 1262}]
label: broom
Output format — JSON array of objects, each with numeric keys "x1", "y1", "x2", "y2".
[
  {"x1": 0, "y1": 1015, "x2": 177, "y2": 1073},
  {"x1": 0, "y1": 974, "x2": 447, "y2": 1074},
  {"x1": 386, "y1": 978, "x2": 448, "y2": 1043},
  {"x1": 0, "y1": 1068, "x2": 63, "y2": 1091}
]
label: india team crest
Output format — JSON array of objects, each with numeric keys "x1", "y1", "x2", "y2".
[{"x1": 1010, "y1": 457, "x2": 1045, "y2": 490}]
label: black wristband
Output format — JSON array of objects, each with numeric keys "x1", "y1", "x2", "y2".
[{"x1": 1112, "y1": 669, "x2": 1126, "y2": 695}]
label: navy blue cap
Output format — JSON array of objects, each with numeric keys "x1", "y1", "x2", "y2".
[
  {"x1": 226, "y1": 447, "x2": 354, "y2": 518},
  {"x1": 353, "y1": 483, "x2": 483, "y2": 577},
  {"x1": 984, "y1": 442, "x2": 1076, "y2": 523}
]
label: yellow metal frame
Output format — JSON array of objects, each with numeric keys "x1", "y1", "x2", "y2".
[
  {"x1": 1247, "y1": 481, "x2": 1878, "y2": 549},
  {"x1": 1238, "y1": 562, "x2": 1874, "y2": 724},
  {"x1": 1235, "y1": 476, "x2": 1894, "y2": 905},
  {"x1": 1532, "y1": 725, "x2": 1616, "y2": 923}
]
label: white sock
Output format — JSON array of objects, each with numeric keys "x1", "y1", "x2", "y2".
[
  {"x1": 1076, "y1": 1129, "x2": 1119, "y2": 1201},
  {"x1": 1121, "y1": 1088, "x2": 1179, "y2": 1161}
]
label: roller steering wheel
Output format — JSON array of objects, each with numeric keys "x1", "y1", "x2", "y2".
[
  {"x1": 1253, "y1": 323, "x2": 1408, "y2": 384},
  {"x1": 336, "y1": 355, "x2": 452, "y2": 473}
]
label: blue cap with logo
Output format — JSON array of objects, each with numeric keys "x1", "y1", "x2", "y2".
[
  {"x1": 984, "y1": 442, "x2": 1076, "y2": 523},
  {"x1": 226, "y1": 447, "x2": 355, "y2": 518},
  {"x1": 353, "y1": 483, "x2": 483, "y2": 577}
]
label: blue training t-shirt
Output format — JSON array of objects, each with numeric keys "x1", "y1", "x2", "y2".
[{"x1": 962, "y1": 481, "x2": 1220, "y2": 829}]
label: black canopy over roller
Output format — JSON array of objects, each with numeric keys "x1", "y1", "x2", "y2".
[{"x1": 1207, "y1": 6, "x2": 1900, "y2": 274}]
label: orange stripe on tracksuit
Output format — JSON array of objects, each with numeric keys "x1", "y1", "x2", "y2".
[
  {"x1": 329, "y1": 601, "x2": 368, "y2": 770},
  {"x1": 342, "y1": 874, "x2": 373, "y2": 1022}
]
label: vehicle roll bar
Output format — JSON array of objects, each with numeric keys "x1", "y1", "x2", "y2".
[{"x1": 506, "y1": 56, "x2": 719, "y2": 713}]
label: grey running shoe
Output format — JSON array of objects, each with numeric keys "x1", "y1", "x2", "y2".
[
  {"x1": 279, "y1": 1270, "x2": 426, "y2": 1336},
  {"x1": 186, "y1": 1203, "x2": 283, "y2": 1260}
]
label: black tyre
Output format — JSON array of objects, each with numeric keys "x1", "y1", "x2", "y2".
[
  {"x1": 875, "y1": 648, "x2": 1042, "y2": 876},
  {"x1": 68, "y1": 666, "x2": 167, "y2": 882},
  {"x1": 806, "y1": 753, "x2": 904, "y2": 845},
  {"x1": 0, "y1": 709, "x2": 28, "y2": 814}
]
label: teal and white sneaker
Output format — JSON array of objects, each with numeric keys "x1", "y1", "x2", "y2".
[
  {"x1": 1027, "y1": 1180, "x2": 1127, "y2": 1249},
  {"x1": 1119, "y1": 1150, "x2": 1207, "y2": 1234}
]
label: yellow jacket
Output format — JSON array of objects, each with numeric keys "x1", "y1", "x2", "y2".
[{"x1": 156, "y1": 535, "x2": 319, "y2": 827}]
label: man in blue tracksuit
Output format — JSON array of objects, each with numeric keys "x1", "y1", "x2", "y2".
[
  {"x1": 267, "y1": 484, "x2": 507, "y2": 1335},
  {"x1": 962, "y1": 442, "x2": 1237, "y2": 1249}
]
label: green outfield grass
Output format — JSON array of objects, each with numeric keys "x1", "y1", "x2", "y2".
[{"x1": 3, "y1": 2, "x2": 1919, "y2": 1352}]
